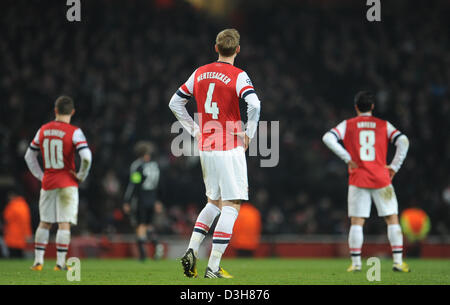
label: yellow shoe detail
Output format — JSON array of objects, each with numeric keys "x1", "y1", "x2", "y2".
[
  {"x1": 393, "y1": 262, "x2": 410, "y2": 272},
  {"x1": 54, "y1": 265, "x2": 71, "y2": 271},
  {"x1": 30, "y1": 264, "x2": 43, "y2": 271},
  {"x1": 181, "y1": 249, "x2": 198, "y2": 278},
  {"x1": 218, "y1": 267, "x2": 234, "y2": 279},
  {"x1": 346, "y1": 265, "x2": 362, "y2": 272}
]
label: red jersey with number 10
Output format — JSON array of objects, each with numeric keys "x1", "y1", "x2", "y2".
[
  {"x1": 29, "y1": 121, "x2": 89, "y2": 190},
  {"x1": 178, "y1": 62, "x2": 255, "y2": 151},
  {"x1": 332, "y1": 115, "x2": 401, "y2": 189}
]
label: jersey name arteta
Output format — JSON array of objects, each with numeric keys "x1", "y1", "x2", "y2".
[{"x1": 331, "y1": 115, "x2": 402, "y2": 189}]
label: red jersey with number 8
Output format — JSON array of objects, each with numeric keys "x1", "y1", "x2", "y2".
[
  {"x1": 178, "y1": 62, "x2": 255, "y2": 151},
  {"x1": 29, "y1": 121, "x2": 89, "y2": 190},
  {"x1": 332, "y1": 115, "x2": 400, "y2": 188}
]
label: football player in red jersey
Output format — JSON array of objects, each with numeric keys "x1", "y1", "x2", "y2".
[
  {"x1": 24, "y1": 96, "x2": 92, "y2": 271},
  {"x1": 323, "y1": 91, "x2": 410, "y2": 272},
  {"x1": 169, "y1": 29, "x2": 261, "y2": 278}
]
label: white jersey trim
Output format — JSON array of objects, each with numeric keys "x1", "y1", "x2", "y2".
[
  {"x1": 30, "y1": 128, "x2": 41, "y2": 150},
  {"x1": 72, "y1": 128, "x2": 88, "y2": 150},
  {"x1": 332, "y1": 120, "x2": 347, "y2": 140},
  {"x1": 236, "y1": 71, "x2": 255, "y2": 98}
]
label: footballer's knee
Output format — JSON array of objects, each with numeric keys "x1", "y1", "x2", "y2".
[
  {"x1": 136, "y1": 224, "x2": 147, "y2": 237},
  {"x1": 57, "y1": 222, "x2": 71, "y2": 230},
  {"x1": 221, "y1": 200, "x2": 241, "y2": 212},
  {"x1": 207, "y1": 197, "x2": 221, "y2": 208},
  {"x1": 39, "y1": 222, "x2": 52, "y2": 230},
  {"x1": 384, "y1": 214, "x2": 399, "y2": 225},
  {"x1": 350, "y1": 217, "x2": 365, "y2": 226}
]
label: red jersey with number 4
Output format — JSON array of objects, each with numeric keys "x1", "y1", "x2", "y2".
[
  {"x1": 178, "y1": 62, "x2": 255, "y2": 151},
  {"x1": 29, "y1": 121, "x2": 89, "y2": 190},
  {"x1": 332, "y1": 115, "x2": 400, "y2": 189}
]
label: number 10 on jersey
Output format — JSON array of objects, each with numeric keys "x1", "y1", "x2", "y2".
[
  {"x1": 43, "y1": 138, "x2": 64, "y2": 169},
  {"x1": 204, "y1": 83, "x2": 219, "y2": 119}
]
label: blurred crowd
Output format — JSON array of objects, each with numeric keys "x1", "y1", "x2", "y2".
[{"x1": 0, "y1": 0, "x2": 448, "y2": 238}]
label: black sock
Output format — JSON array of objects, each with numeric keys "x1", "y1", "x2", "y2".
[
  {"x1": 137, "y1": 237, "x2": 146, "y2": 261},
  {"x1": 147, "y1": 230, "x2": 158, "y2": 247}
]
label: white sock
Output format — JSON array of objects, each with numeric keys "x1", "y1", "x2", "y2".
[
  {"x1": 56, "y1": 230, "x2": 71, "y2": 267},
  {"x1": 34, "y1": 227, "x2": 49, "y2": 265},
  {"x1": 348, "y1": 225, "x2": 363, "y2": 267},
  {"x1": 208, "y1": 206, "x2": 238, "y2": 272},
  {"x1": 388, "y1": 224, "x2": 403, "y2": 265},
  {"x1": 188, "y1": 203, "x2": 221, "y2": 257}
]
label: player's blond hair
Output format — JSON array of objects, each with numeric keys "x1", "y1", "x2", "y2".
[
  {"x1": 134, "y1": 141, "x2": 154, "y2": 158},
  {"x1": 216, "y1": 28, "x2": 240, "y2": 57}
]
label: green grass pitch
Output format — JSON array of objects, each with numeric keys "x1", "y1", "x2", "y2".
[{"x1": 0, "y1": 258, "x2": 449, "y2": 285}]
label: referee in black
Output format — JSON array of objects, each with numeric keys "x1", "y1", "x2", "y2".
[{"x1": 123, "y1": 141, "x2": 164, "y2": 261}]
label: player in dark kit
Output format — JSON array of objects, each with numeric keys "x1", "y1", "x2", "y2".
[{"x1": 123, "y1": 141, "x2": 164, "y2": 261}]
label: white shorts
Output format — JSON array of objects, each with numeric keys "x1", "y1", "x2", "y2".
[
  {"x1": 348, "y1": 184, "x2": 398, "y2": 218},
  {"x1": 199, "y1": 146, "x2": 248, "y2": 201},
  {"x1": 39, "y1": 186, "x2": 79, "y2": 225}
]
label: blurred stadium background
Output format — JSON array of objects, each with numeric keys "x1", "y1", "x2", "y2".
[{"x1": 0, "y1": 0, "x2": 449, "y2": 260}]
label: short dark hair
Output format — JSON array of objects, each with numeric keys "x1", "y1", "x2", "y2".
[
  {"x1": 55, "y1": 96, "x2": 75, "y2": 115},
  {"x1": 134, "y1": 141, "x2": 154, "y2": 158},
  {"x1": 354, "y1": 91, "x2": 374, "y2": 112}
]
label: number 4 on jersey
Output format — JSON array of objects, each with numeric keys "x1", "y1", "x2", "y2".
[{"x1": 204, "y1": 83, "x2": 219, "y2": 119}]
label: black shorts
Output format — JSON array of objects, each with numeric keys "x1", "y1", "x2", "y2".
[{"x1": 131, "y1": 200, "x2": 155, "y2": 226}]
